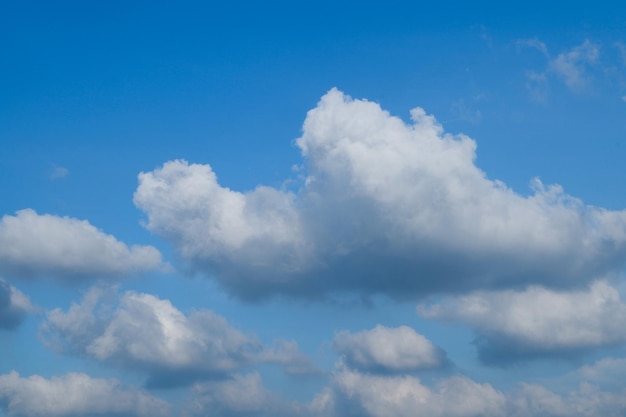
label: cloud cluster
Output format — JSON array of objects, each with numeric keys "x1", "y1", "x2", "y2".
[
  {"x1": 332, "y1": 325, "x2": 445, "y2": 372},
  {"x1": 40, "y1": 287, "x2": 316, "y2": 387},
  {"x1": 0, "y1": 371, "x2": 170, "y2": 417},
  {"x1": 0, "y1": 209, "x2": 164, "y2": 283},
  {"x1": 135, "y1": 88, "x2": 626, "y2": 300},
  {"x1": 309, "y1": 358, "x2": 626, "y2": 417},
  {"x1": 418, "y1": 280, "x2": 626, "y2": 364},
  {"x1": 0, "y1": 280, "x2": 33, "y2": 330}
]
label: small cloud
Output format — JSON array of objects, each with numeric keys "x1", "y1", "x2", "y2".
[
  {"x1": 519, "y1": 39, "x2": 601, "y2": 97},
  {"x1": 517, "y1": 38, "x2": 549, "y2": 56},
  {"x1": 333, "y1": 325, "x2": 446, "y2": 373},
  {"x1": 451, "y1": 99, "x2": 482, "y2": 124},
  {"x1": 549, "y1": 40, "x2": 599, "y2": 91},
  {"x1": 50, "y1": 164, "x2": 70, "y2": 180},
  {"x1": 0, "y1": 279, "x2": 35, "y2": 330}
]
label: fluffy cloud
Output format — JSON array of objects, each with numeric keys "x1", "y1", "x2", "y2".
[
  {"x1": 177, "y1": 354, "x2": 626, "y2": 417},
  {"x1": 309, "y1": 361, "x2": 626, "y2": 417},
  {"x1": 328, "y1": 366, "x2": 506, "y2": 417},
  {"x1": 135, "y1": 89, "x2": 626, "y2": 300},
  {"x1": 184, "y1": 372, "x2": 299, "y2": 417},
  {"x1": 41, "y1": 287, "x2": 258, "y2": 386},
  {"x1": 0, "y1": 280, "x2": 33, "y2": 330},
  {"x1": 0, "y1": 371, "x2": 170, "y2": 417},
  {"x1": 507, "y1": 382, "x2": 626, "y2": 417},
  {"x1": 40, "y1": 287, "x2": 315, "y2": 386},
  {"x1": 418, "y1": 280, "x2": 626, "y2": 363},
  {"x1": 0, "y1": 209, "x2": 164, "y2": 283},
  {"x1": 332, "y1": 325, "x2": 445, "y2": 372},
  {"x1": 257, "y1": 339, "x2": 321, "y2": 375}
]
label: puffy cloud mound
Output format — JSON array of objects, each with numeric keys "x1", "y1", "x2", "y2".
[
  {"x1": 0, "y1": 209, "x2": 164, "y2": 282},
  {"x1": 309, "y1": 360, "x2": 626, "y2": 417},
  {"x1": 184, "y1": 372, "x2": 297, "y2": 417},
  {"x1": 0, "y1": 280, "x2": 33, "y2": 330},
  {"x1": 328, "y1": 367, "x2": 506, "y2": 417},
  {"x1": 135, "y1": 89, "x2": 626, "y2": 300},
  {"x1": 41, "y1": 287, "x2": 259, "y2": 386},
  {"x1": 41, "y1": 287, "x2": 315, "y2": 386},
  {"x1": 333, "y1": 325, "x2": 445, "y2": 372},
  {"x1": 418, "y1": 280, "x2": 626, "y2": 363},
  {"x1": 0, "y1": 371, "x2": 170, "y2": 417}
]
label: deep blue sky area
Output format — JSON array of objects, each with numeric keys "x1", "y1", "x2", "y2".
[{"x1": 1, "y1": 2, "x2": 626, "y2": 417}]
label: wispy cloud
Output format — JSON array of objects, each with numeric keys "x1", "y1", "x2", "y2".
[
  {"x1": 518, "y1": 39, "x2": 601, "y2": 96},
  {"x1": 49, "y1": 164, "x2": 69, "y2": 180},
  {"x1": 549, "y1": 40, "x2": 599, "y2": 91}
]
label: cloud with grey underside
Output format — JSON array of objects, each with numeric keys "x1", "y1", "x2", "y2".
[
  {"x1": 39, "y1": 287, "x2": 318, "y2": 388},
  {"x1": 0, "y1": 279, "x2": 33, "y2": 330},
  {"x1": 134, "y1": 88, "x2": 626, "y2": 300}
]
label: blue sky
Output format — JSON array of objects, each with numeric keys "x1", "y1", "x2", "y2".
[{"x1": 2, "y1": 1, "x2": 626, "y2": 416}]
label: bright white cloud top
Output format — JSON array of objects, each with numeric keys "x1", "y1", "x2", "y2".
[{"x1": 135, "y1": 89, "x2": 626, "y2": 300}]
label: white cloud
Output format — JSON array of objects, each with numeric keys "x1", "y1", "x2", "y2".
[
  {"x1": 49, "y1": 164, "x2": 69, "y2": 180},
  {"x1": 332, "y1": 325, "x2": 445, "y2": 372},
  {"x1": 308, "y1": 360, "x2": 626, "y2": 417},
  {"x1": 257, "y1": 339, "x2": 321, "y2": 375},
  {"x1": 0, "y1": 371, "x2": 170, "y2": 417},
  {"x1": 0, "y1": 209, "x2": 164, "y2": 283},
  {"x1": 0, "y1": 280, "x2": 34, "y2": 330},
  {"x1": 517, "y1": 38, "x2": 549, "y2": 56},
  {"x1": 575, "y1": 357, "x2": 626, "y2": 388},
  {"x1": 418, "y1": 280, "x2": 626, "y2": 362},
  {"x1": 41, "y1": 287, "x2": 316, "y2": 386},
  {"x1": 41, "y1": 288, "x2": 259, "y2": 386},
  {"x1": 135, "y1": 89, "x2": 626, "y2": 300},
  {"x1": 184, "y1": 372, "x2": 298, "y2": 417},
  {"x1": 329, "y1": 366, "x2": 506, "y2": 417},
  {"x1": 549, "y1": 40, "x2": 599, "y2": 91},
  {"x1": 508, "y1": 382, "x2": 626, "y2": 417},
  {"x1": 519, "y1": 39, "x2": 601, "y2": 96}
]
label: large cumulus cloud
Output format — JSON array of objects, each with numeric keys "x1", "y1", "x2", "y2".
[
  {"x1": 134, "y1": 88, "x2": 626, "y2": 300},
  {"x1": 0, "y1": 209, "x2": 164, "y2": 283}
]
